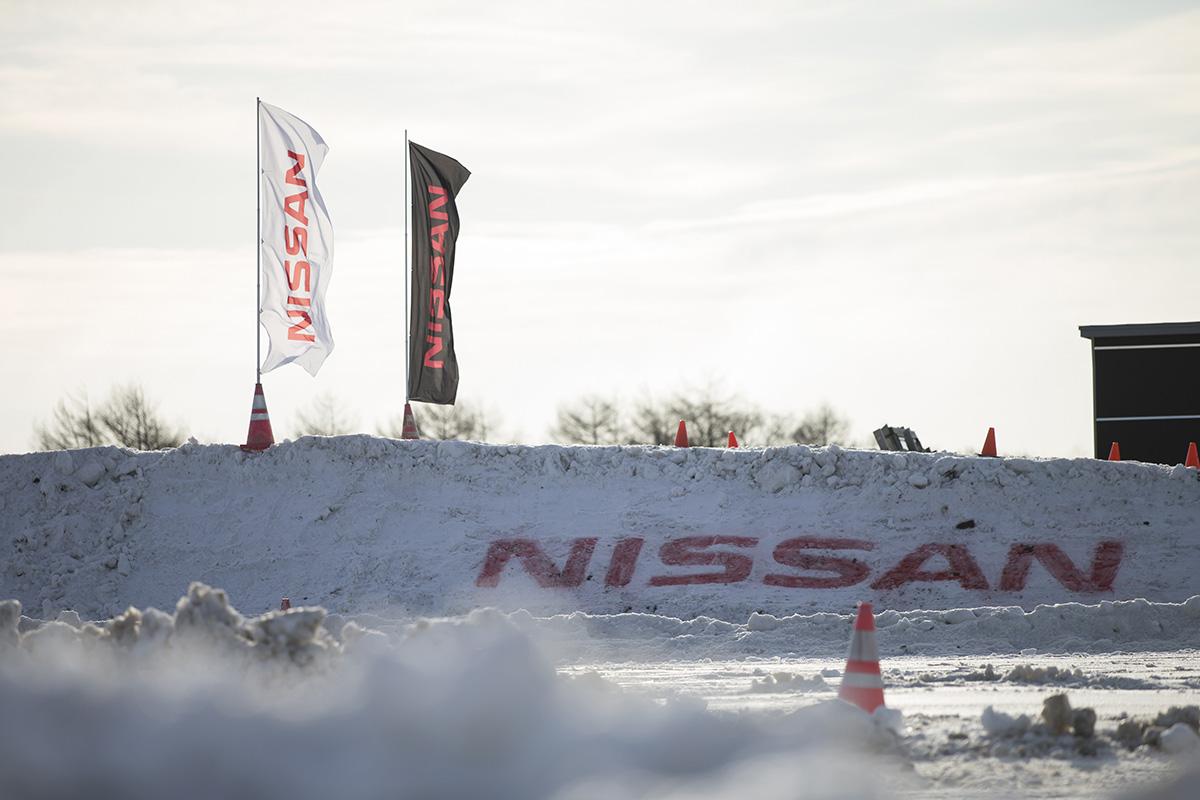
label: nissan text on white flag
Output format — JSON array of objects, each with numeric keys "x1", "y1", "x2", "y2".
[{"x1": 258, "y1": 101, "x2": 334, "y2": 376}]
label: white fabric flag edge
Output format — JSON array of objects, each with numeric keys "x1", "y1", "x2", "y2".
[{"x1": 258, "y1": 101, "x2": 335, "y2": 377}]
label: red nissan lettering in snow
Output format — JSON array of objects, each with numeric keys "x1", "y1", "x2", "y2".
[{"x1": 475, "y1": 535, "x2": 1124, "y2": 594}]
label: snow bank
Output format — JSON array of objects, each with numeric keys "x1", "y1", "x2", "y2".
[
  {"x1": 499, "y1": 595, "x2": 1200, "y2": 659},
  {"x1": 0, "y1": 584, "x2": 911, "y2": 800},
  {"x1": 1, "y1": 584, "x2": 1196, "y2": 799},
  {"x1": 1, "y1": 437, "x2": 1197, "y2": 620}
]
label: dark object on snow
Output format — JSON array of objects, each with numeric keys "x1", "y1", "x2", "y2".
[
  {"x1": 1115, "y1": 719, "x2": 1145, "y2": 750},
  {"x1": 1079, "y1": 321, "x2": 1200, "y2": 465},
  {"x1": 1042, "y1": 693, "x2": 1073, "y2": 735},
  {"x1": 1153, "y1": 705, "x2": 1200, "y2": 731},
  {"x1": 1073, "y1": 708, "x2": 1097, "y2": 739},
  {"x1": 873, "y1": 425, "x2": 929, "y2": 452},
  {"x1": 955, "y1": 519, "x2": 976, "y2": 530},
  {"x1": 1143, "y1": 726, "x2": 1164, "y2": 748}
]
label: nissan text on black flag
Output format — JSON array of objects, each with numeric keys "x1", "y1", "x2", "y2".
[{"x1": 408, "y1": 141, "x2": 470, "y2": 404}]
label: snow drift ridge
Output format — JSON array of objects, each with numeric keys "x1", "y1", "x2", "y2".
[{"x1": 1, "y1": 436, "x2": 1196, "y2": 620}]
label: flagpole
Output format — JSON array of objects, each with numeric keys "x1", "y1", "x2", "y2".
[
  {"x1": 255, "y1": 96, "x2": 262, "y2": 384},
  {"x1": 404, "y1": 127, "x2": 410, "y2": 401}
]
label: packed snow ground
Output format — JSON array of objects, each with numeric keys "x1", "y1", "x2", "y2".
[
  {"x1": 1, "y1": 584, "x2": 1197, "y2": 800},
  {"x1": 2, "y1": 437, "x2": 1198, "y2": 620}
]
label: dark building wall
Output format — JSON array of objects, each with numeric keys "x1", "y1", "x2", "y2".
[{"x1": 1081, "y1": 323, "x2": 1200, "y2": 465}]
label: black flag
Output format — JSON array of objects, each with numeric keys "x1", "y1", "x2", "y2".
[{"x1": 408, "y1": 141, "x2": 470, "y2": 404}]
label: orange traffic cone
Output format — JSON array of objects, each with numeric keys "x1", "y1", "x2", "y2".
[
  {"x1": 674, "y1": 420, "x2": 689, "y2": 448},
  {"x1": 400, "y1": 402, "x2": 420, "y2": 440},
  {"x1": 1186, "y1": 442, "x2": 1199, "y2": 469},
  {"x1": 980, "y1": 427, "x2": 997, "y2": 458},
  {"x1": 241, "y1": 383, "x2": 274, "y2": 452},
  {"x1": 838, "y1": 602, "x2": 886, "y2": 713},
  {"x1": 280, "y1": 597, "x2": 291, "y2": 611},
  {"x1": 728, "y1": 431, "x2": 739, "y2": 448},
  {"x1": 1108, "y1": 442, "x2": 1121, "y2": 461}
]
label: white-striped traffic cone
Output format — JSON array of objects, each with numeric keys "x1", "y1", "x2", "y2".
[
  {"x1": 240, "y1": 383, "x2": 274, "y2": 452},
  {"x1": 837, "y1": 601, "x2": 886, "y2": 713},
  {"x1": 400, "y1": 402, "x2": 420, "y2": 440}
]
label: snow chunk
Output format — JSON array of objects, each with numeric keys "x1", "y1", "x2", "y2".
[
  {"x1": 340, "y1": 620, "x2": 392, "y2": 657},
  {"x1": 1170, "y1": 464, "x2": 1197, "y2": 481},
  {"x1": 173, "y1": 581, "x2": 245, "y2": 643},
  {"x1": 247, "y1": 607, "x2": 334, "y2": 667},
  {"x1": 22, "y1": 620, "x2": 82, "y2": 655},
  {"x1": 75, "y1": 460, "x2": 106, "y2": 487},
  {"x1": 746, "y1": 612, "x2": 781, "y2": 632},
  {"x1": 981, "y1": 705, "x2": 1031, "y2": 736},
  {"x1": 940, "y1": 608, "x2": 977, "y2": 625},
  {"x1": 137, "y1": 607, "x2": 175, "y2": 651},
  {"x1": 56, "y1": 609, "x2": 83, "y2": 629},
  {"x1": 748, "y1": 671, "x2": 828, "y2": 693},
  {"x1": 1160, "y1": 723, "x2": 1200, "y2": 755},
  {"x1": 754, "y1": 461, "x2": 800, "y2": 493},
  {"x1": 53, "y1": 451, "x2": 74, "y2": 475},
  {"x1": 1006, "y1": 664, "x2": 1086, "y2": 684},
  {"x1": 872, "y1": 705, "x2": 905, "y2": 735}
]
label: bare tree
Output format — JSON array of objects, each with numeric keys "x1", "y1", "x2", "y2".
[
  {"x1": 551, "y1": 395, "x2": 622, "y2": 445},
  {"x1": 293, "y1": 393, "x2": 358, "y2": 437},
  {"x1": 553, "y1": 387, "x2": 853, "y2": 449},
  {"x1": 665, "y1": 390, "x2": 764, "y2": 448},
  {"x1": 775, "y1": 403, "x2": 851, "y2": 446},
  {"x1": 35, "y1": 391, "x2": 107, "y2": 450},
  {"x1": 99, "y1": 385, "x2": 186, "y2": 450},
  {"x1": 380, "y1": 401, "x2": 493, "y2": 441},
  {"x1": 35, "y1": 385, "x2": 184, "y2": 451},
  {"x1": 625, "y1": 394, "x2": 677, "y2": 446},
  {"x1": 623, "y1": 386, "x2": 763, "y2": 447}
]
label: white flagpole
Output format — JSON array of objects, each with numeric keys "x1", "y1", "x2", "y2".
[
  {"x1": 256, "y1": 96, "x2": 262, "y2": 383},
  {"x1": 404, "y1": 128, "x2": 410, "y2": 400}
]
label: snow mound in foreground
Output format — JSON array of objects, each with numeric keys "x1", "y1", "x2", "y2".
[
  {"x1": 2, "y1": 584, "x2": 1196, "y2": 799},
  {"x1": 7, "y1": 582, "x2": 339, "y2": 677},
  {"x1": 0, "y1": 583, "x2": 910, "y2": 800}
]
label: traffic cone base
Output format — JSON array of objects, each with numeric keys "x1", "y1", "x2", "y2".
[
  {"x1": 1108, "y1": 442, "x2": 1121, "y2": 461},
  {"x1": 1186, "y1": 442, "x2": 1199, "y2": 469},
  {"x1": 241, "y1": 383, "x2": 274, "y2": 452},
  {"x1": 727, "y1": 431, "x2": 739, "y2": 448},
  {"x1": 674, "y1": 420, "x2": 689, "y2": 448},
  {"x1": 837, "y1": 602, "x2": 886, "y2": 713},
  {"x1": 980, "y1": 427, "x2": 997, "y2": 458},
  {"x1": 400, "y1": 403, "x2": 420, "y2": 440}
]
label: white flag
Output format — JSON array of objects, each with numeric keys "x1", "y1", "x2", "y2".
[{"x1": 258, "y1": 101, "x2": 334, "y2": 376}]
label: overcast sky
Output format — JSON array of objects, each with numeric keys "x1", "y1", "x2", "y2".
[{"x1": 3, "y1": 0, "x2": 1199, "y2": 456}]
